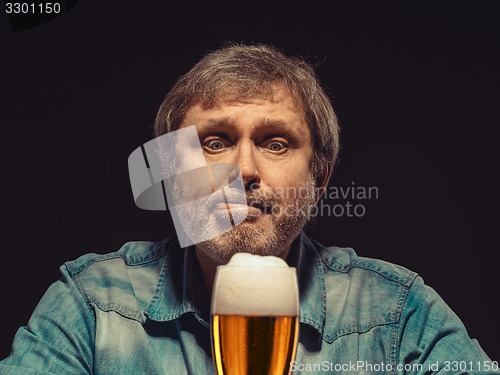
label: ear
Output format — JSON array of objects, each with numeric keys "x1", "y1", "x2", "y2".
[{"x1": 315, "y1": 164, "x2": 332, "y2": 203}]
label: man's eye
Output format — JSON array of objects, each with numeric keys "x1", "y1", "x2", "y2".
[
  {"x1": 267, "y1": 141, "x2": 287, "y2": 152},
  {"x1": 204, "y1": 139, "x2": 226, "y2": 151}
]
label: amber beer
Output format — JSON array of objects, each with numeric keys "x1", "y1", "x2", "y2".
[
  {"x1": 212, "y1": 315, "x2": 299, "y2": 375},
  {"x1": 211, "y1": 253, "x2": 300, "y2": 375}
]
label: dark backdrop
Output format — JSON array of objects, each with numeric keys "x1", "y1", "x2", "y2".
[{"x1": 1, "y1": 1, "x2": 499, "y2": 361}]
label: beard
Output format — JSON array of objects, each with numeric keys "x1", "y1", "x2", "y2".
[{"x1": 196, "y1": 177, "x2": 317, "y2": 263}]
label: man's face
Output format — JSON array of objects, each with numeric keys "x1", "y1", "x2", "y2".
[{"x1": 178, "y1": 88, "x2": 317, "y2": 263}]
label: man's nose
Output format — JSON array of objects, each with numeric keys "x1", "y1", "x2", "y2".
[{"x1": 235, "y1": 142, "x2": 260, "y2": 189}]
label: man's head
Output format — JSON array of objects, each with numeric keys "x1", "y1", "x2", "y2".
[
  {"x1": 154, "y1": 42, "x2": 340, "y2": 187},
  {"x1": 154, "y1": 42, "x2": 340, "y2": 262}
]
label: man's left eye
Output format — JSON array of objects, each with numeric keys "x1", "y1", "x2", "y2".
[{"x1": 266, "y1": 141, "x2": 287, "y2": 152}]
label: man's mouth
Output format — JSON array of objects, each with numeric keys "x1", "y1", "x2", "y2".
[{"x1": 215, "y1": 202, "x2": 272, "y2": 217}]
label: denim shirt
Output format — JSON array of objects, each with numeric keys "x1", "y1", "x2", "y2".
[{"x1": 1, "y1": 232, "x2": 497, "y2": 374}]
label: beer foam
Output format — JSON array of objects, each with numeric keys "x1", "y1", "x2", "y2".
[
  {"x1": 212, "y1": 253, "x2": 299, "y2": 316},
  {"x1": 226, "y1": 252, "x2": 289, "y2": 268}
]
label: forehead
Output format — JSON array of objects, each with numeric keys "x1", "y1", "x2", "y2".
[{"x1": 180, "y1": 88, "x2": 309, "y2": 137}]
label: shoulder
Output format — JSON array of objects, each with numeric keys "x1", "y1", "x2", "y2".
[
  {"x1": 305, "y1": 238, "x2": 494, "y2": 361},
  {"x1": 307, "y1": 238, "x2": 420, "y2": 342},
  {"x1": 62, "y1": 237, "x2": 177, "y2": 321},
  {"x1": 317, "y1": 241, "x2": 418, "y2": 287},
  {"x1": 304, "y1": 234, "x2": 418, "y2": 287},
  {"x1": 64, "y1": 238, "x2": 173, "y2": 275}
]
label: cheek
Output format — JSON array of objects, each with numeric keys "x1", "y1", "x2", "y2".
[{"x1": 260, "y1": 160, "x2": 312, "y2": 189}]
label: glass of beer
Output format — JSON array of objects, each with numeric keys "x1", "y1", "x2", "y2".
[{"x1": 211, "y1": 253, "x2": 300, "y2": 375}]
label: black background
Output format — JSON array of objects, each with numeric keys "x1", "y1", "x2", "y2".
[{"x1": 1, "y1": 0, "x2": 499, "y2": 361}]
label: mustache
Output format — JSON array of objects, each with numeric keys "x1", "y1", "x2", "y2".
[
  {"x1": 215, "y1": 188, "x2": 279, "y2": 214},
  {"x1": 245, "y1": 190, "x2": 278, "y2": 214}
]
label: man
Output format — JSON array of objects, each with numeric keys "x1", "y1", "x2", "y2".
[{"x1": 1, "y1": 43, "x2": 497, "y2": 374}]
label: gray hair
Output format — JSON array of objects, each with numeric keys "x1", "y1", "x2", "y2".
[{"x1": 154, "y1": 42, "x2": 340, "y2": 184}]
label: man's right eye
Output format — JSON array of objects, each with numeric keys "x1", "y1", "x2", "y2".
[{"x1": 204, "y1": 139, "x2": 226, "y2": 151}]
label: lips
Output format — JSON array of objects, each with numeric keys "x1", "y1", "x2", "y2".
[
  {"x1": 215, "y1": 203, "x2": 262, "y2": 216},
  {"x1": 211, "y1": 190, "x2": 276, "y2": 220}
]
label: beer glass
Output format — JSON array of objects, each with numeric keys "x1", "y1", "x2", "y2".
[{"x1": 211, "y1": 253, "x2": 300, "y2": 375}]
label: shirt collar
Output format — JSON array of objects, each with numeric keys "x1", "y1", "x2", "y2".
[
  {"x1": 287, "y1": 231, "x2": 326, "y2": 339},
  {"x1": 144, "y1": 232, "x2": 327, "y2": 338}
]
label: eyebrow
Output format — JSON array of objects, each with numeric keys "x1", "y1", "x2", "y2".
[
  {"x1": 197, "y1": 117, "x2": 300, "y2": 135},
  {"x1": 198, "y1": 117, "x2": 235, "y2": 129}
]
